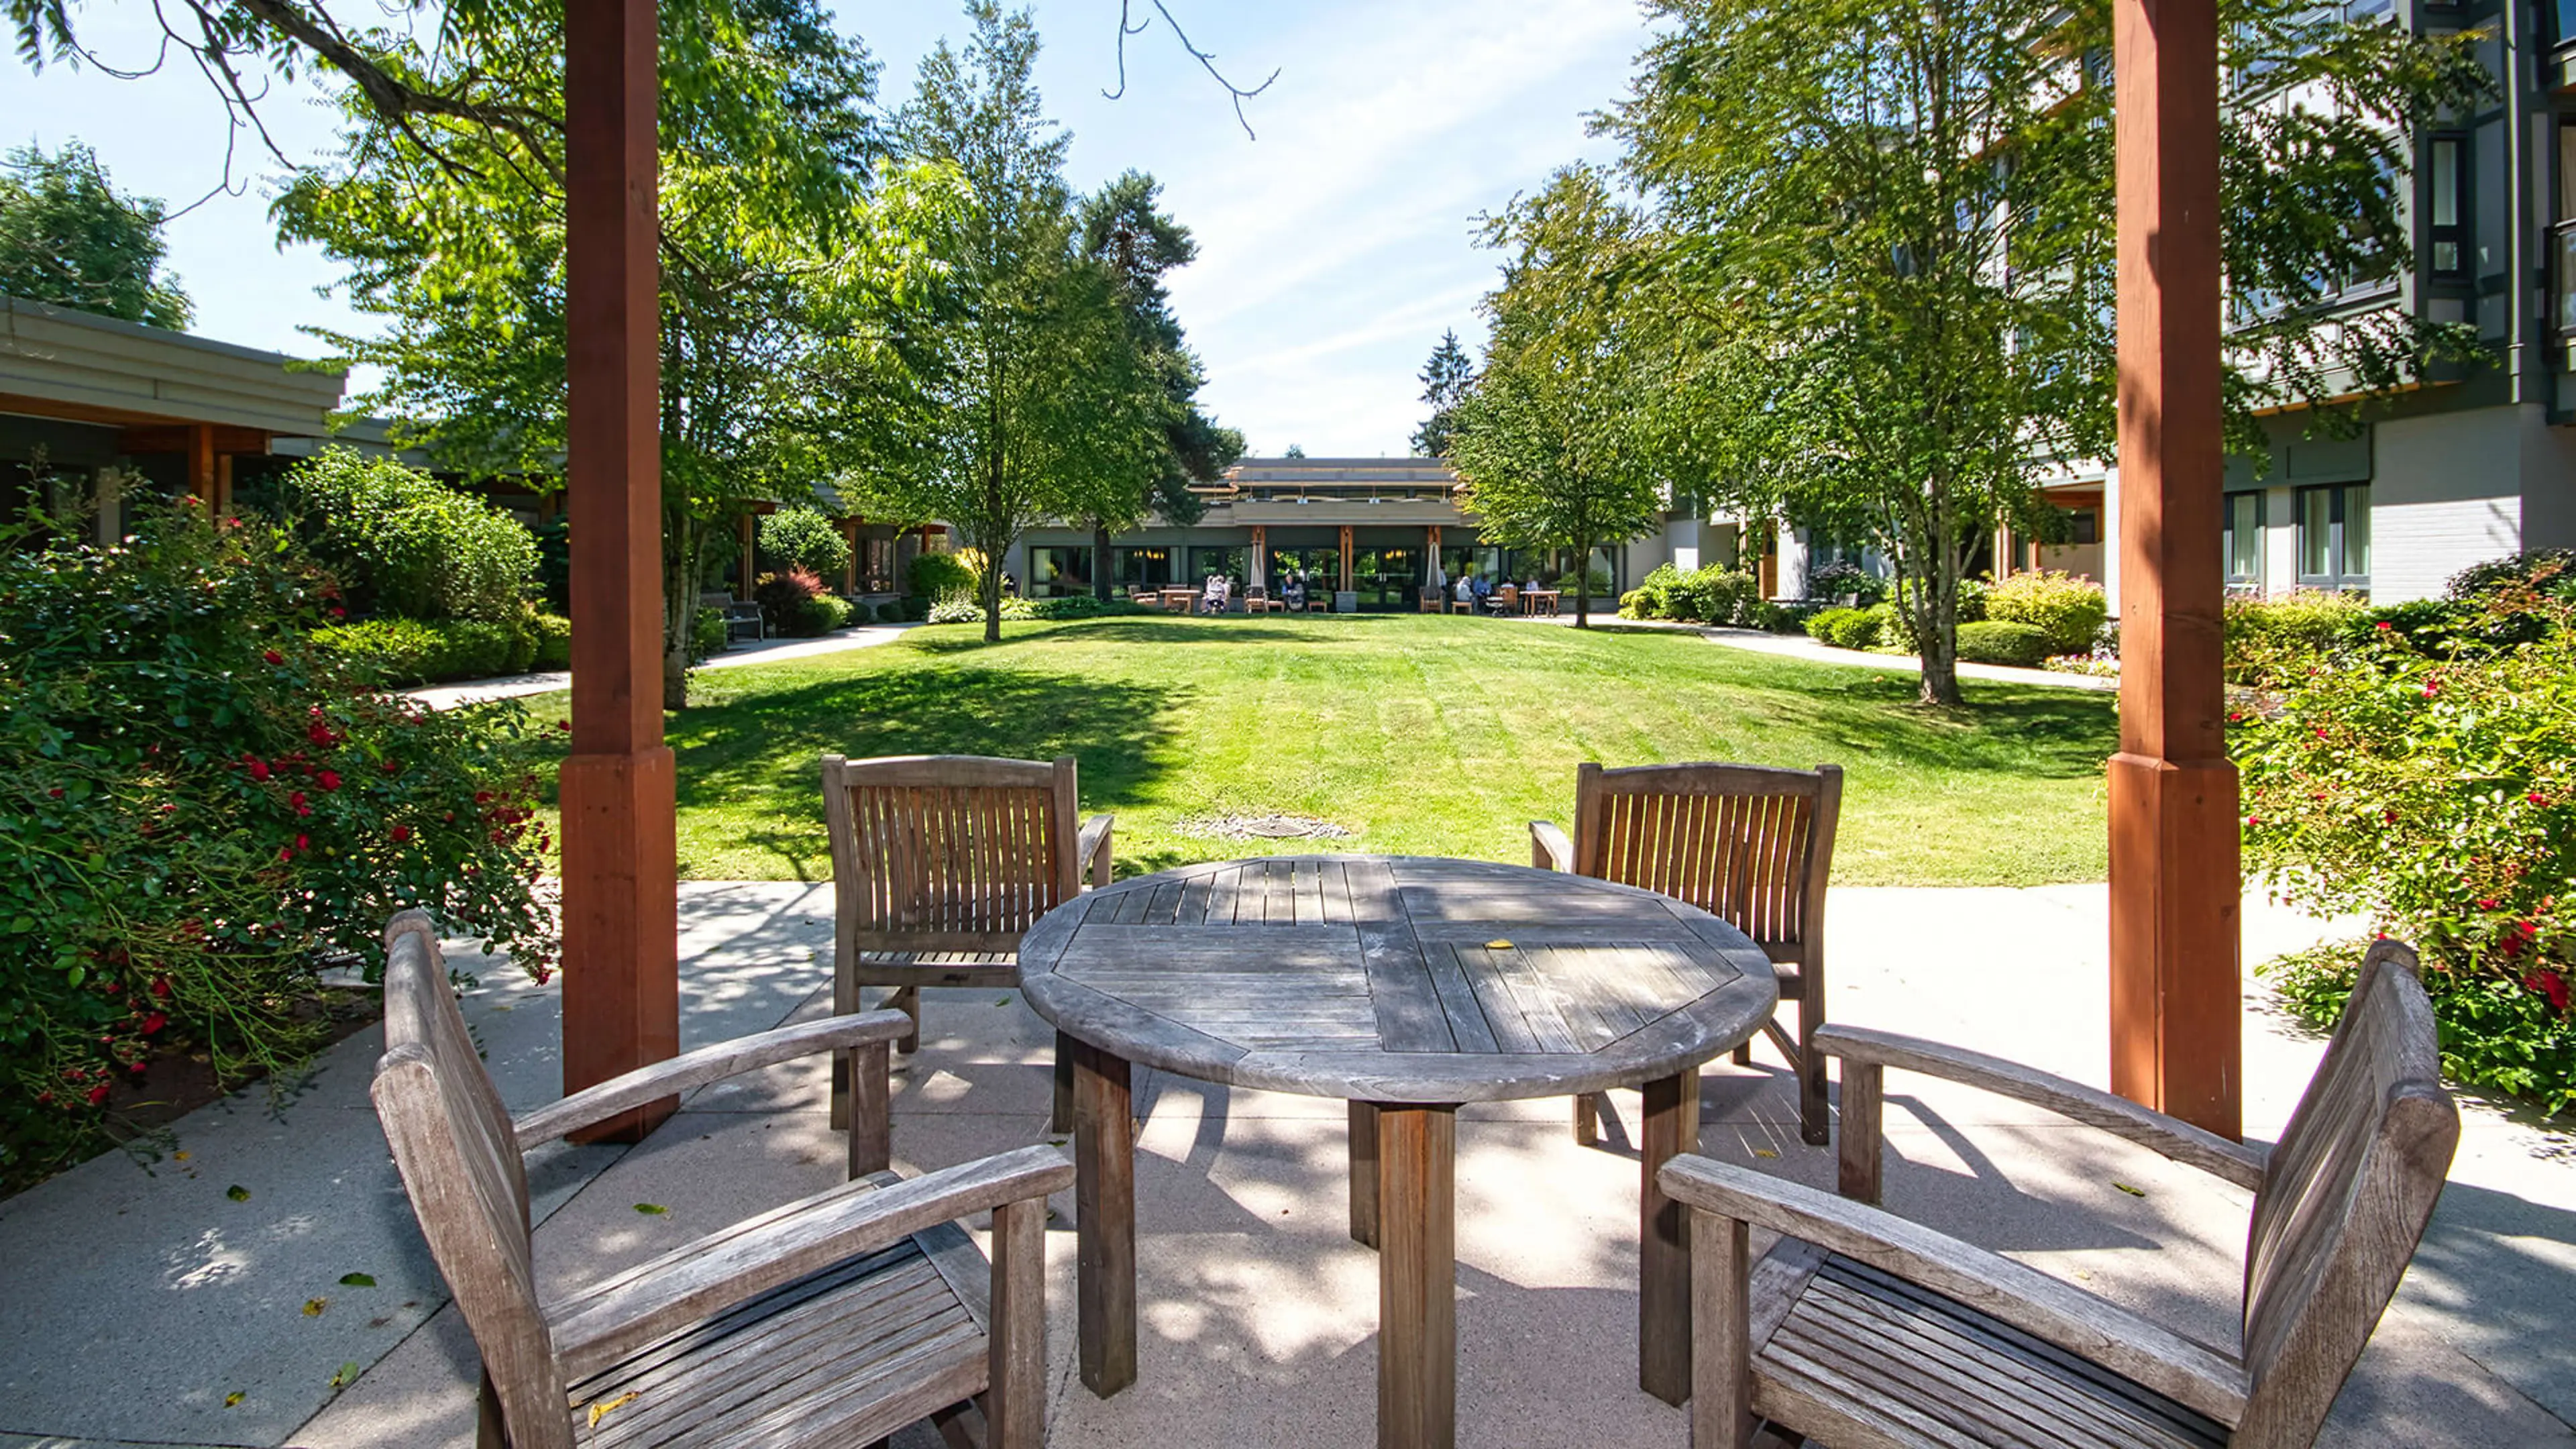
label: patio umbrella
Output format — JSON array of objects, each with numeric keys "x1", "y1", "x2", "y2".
[
  {"x1": 1250, "y1": 547, "x2": 1266, "y2": 591},
  {"x1": 1428, "y1": 556, "x2": 1446, "y2": 591}
]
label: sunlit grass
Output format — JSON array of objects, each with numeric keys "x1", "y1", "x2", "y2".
[{"x1": 520, "y1": 613, "x2": 2116, "y2": 887}]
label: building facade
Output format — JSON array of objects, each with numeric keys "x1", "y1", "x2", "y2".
[{"x1": 1002, "y1": 458, "x2": 1634, "y2": 609}]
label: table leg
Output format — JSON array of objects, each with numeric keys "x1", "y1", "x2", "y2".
[
  {"x1": 1376, "y1": 1103, "x2": 1456, "y2": 1449},
  {"x1": 1348, "y1": 1101, "x2": 1380, "y2": 1248},
  {"x1": 1640, "y1": 1066, "x2": 1700, "y2": 1405},
  {"x1": 1073, "y1": 1038, "x2": 1136, "y2": 1397}
]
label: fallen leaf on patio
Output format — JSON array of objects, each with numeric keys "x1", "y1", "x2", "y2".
[
  {"x1": 1485, "y1": 939, "x2": 1514, "y2": 950},
  {"x1": 304, "y1": 1298, "x2": 328, "y2": 1316},
  {"x1": 2113, "y1": 1182, "x2": 2145, "y2": 1197},
  {"x1": 223, "y1": 1391, "x2": 244, "y2": 1407},
  {"x1": 225, "y1": 1184, "x2": 250, "y2": 1201},
  {"x1": 327, "y1": 1362, "x2": 362, "y2": 1389},
  {"x1": 635, "y1": 1202, "x2": 668, "y2": 1215},
  {"x1": 588, "y1": 1391, "x2": 641, "y2": 1427},
  {"x1": 1753, "y1": 1148, "x2": 1779, "y2": 1159},
  {"x1": 996, "y1": 997, "x2": 1012, "y2": 1006},
  {"x1": 172, "y1": 1150, "x2": 190, "y2": 1162},
  {"x1": 340, "y1": 1273, "x2": 376, "y2": 1287}
]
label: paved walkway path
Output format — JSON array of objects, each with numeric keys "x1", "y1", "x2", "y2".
[
  {"x1": 403, "y1": 623, "x2": 918, "y2": 709},
  {"x1": 1515, "y1": 611, "x2": 2116, "y2": 692},
  {"x1": 2, "y1": 883, "x2": 2565, "y2": 1448}
]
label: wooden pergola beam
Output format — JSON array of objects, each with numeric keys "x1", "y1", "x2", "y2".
[
  {"x1": 559, "y1": 0, "x2": 679, "y2": 1140},
  {"x1": 2109, "y1": 0, "x2": 2241, "y2": 1138}
]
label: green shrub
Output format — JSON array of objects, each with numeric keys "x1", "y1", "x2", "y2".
[
  {"x1": 1806, "y1": 559, "x2": 1886, "y2": 607},
  {"x1": 753, "y1": 568, "x2": 838, "y2": 637},
  {"x1": 1876, "y1": 577, "x2": 1989, "y2": 651},
  {"x1": 909, "y1": 551, "x2": 977, "y2": 601},
  {"x1": 1018, "y1": 595, "x2": 1145, "y2": 620},
  {"x1": 758, "y1": 505, "x2": 853, "y2": 580},
  {"x1": 2236, "y1": 585, "x2": 2576, "y2": 1112},
  {"x1": 279, "y1": 447, "x2": 538, "y2": 623},
  {"x1": 798, "y1": 593, "x2": 854, "y2": 634},
  {"x1": 1807, "y1": 606, "x2": 1864, "y2": 643},
  {"x1": 2445, "y1": 548, "x2": 2576, "y2": 604},
  {"x1": 900, "y1": 595, "x2": 930, "y2": 623},
  {"x1": 533, "y1": 612, "x2": 572, "y2": 669},
  {"x1": 1954, "y1": 620, "x2": 2055, "y2": 667},
  {"x1": 2223, "y1": 590, "x2": 2371, "y2": 686},
  {"x1": 1620, "y1": 563, "x2": 1761, "y2": 623},
  {"x1": 1985, "y1": 570, "x2": 2108, "y2": 655},
  {"x1": 1820, "y1": 606, "x2": 1886, "y2": 651},
  {"x1": 0, "y1": 502, "x2": 553, "y2": 1191},
  {"x1": 692, "y1": 607, "x2": 727, "y2": 660},
  {"x1": 926, "y1": 596, "x2": 985, "y2": 625},
  {"x1": 311, "y1": 617, "x2": 527, "y2": 685}
]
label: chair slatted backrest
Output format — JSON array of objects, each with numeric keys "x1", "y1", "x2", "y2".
[
  {"x1": 2236, "y1": 940, "x2": 2459, "y2": 1447},
  {"x1": 372, "y1": 912, "x2": 572, "y2": 1448},
  {"x1": 822, "y1": 754, "x2": 1080, "y2": 957},
  {"x1": 1572, "y1": 761, "x2": 1841, "y2": 964}
]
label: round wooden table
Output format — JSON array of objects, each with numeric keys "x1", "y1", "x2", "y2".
[{"x1": 1018, "y1": 855, "x2": 1778, "y2": 1449}]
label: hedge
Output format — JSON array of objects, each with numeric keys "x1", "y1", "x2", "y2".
[
  {"x1": 280, "y1": 447, "x2": 537, "y2": 624},
  {"x1": 311, "y1": 616, "x2": 536, "y2": 686},
  {"x1": 1953, "y1": 620, "x2": 2055, "y2": 667},
  {"x1": 1984, "y1": 570, "x2": 2108, "y2": 655}
]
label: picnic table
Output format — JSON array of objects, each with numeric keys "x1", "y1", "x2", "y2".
[
  {"x1": 1521, "y1": 588, "x2": 1561, "y2": 616},
  {"x1": 1156, "y1": 587, "x2": 1199, "y2": 613},
  {"x1": 1018, "y1": 855, "x2": 1778, "y2": 1449}
]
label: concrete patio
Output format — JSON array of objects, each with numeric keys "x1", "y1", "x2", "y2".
[{"x1": 2, "y1": 881, "x2": 2568, "y2": 1448}]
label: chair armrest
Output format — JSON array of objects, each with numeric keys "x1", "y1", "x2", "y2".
[
  {"x1": 1815, "y1": 1024, "x2": 2269, "y2": 1193},
  {"x1": 546, "y1": 1144, "x2": 1074, "y2": 1381},
  {"x1": 1529, "y1": 820, "x2": 1574, "y2": 872},
  {"x1": 1078, "y1": 813, "x2": 1116, "y2": 889},
  {"x1": 513, "y1": 1009, "x2": 912, "y2": 1150},
  {"x1": 1658, "y1": 1152, "x2": 2249, "y2": 1428}
]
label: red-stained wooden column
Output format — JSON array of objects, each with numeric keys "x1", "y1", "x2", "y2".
[
  {"x1": 560, "y1": 0, "x2": 679, "y2": 1140},
  {"x1": 2110, "y1": 0, "x2": 2240, "y2": 1138}
]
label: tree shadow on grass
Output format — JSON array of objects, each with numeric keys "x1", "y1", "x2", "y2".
[
  {"x1": 1737, "y1": 667, "x2": 2117, "y2": 782},
  {"x1": 902, "y1": 617, "x2": 1391, "y2": 653},
  {"x1": 665, "y1": 663, "x2": 1188, "y2": 879}
]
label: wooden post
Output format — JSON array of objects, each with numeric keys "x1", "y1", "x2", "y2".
[
  {"x1": 2110, "y1": 0, "x2": 2240, "y2": 1138},
  {"x1": 738, "y1": 511, "x2": 757, "y2": 598},
  {"x1": 1339, "y1": 525, "x2": 1354, "y2": 592},
  {"x1": 188, "y1": 423, "x2": 215, "y2": 508},
  {"x1": 841, "y1": 517, "x2": 859, "y2": 594},
  {"x1": 559, "y1": 0, "x2": 679, "y2": 1142}
]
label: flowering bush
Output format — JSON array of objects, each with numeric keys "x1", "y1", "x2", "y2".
[
  {"x1": 279, "y1": 447, "x2": 537, "y2": 624},
  {"x1": 0, "y1": 502, "x2": 555, "y2": 1189},
  {"x1": 1984, "y1": 570, "x2": 2108, "y2": 655},
  {"x1": 2235, "y1": 584, "x2": 2576, "y2": 1111},
  {"x1": 2222, "y1": 589, "x2": 2371, "y2": 687}
]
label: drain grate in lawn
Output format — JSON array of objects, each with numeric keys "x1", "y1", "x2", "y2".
[{"x1": 1171, "y1": 813, "x2": 1356, "y2": 842}]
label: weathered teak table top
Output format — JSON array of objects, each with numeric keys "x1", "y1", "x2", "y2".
[{"x1": 1019, "y1": 855, "x2": 1778, "y2": 1449}]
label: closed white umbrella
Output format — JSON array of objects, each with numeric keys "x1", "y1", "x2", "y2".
[{"x1": 1250, "y1": 546, "x2": 1266, "y2": 591}]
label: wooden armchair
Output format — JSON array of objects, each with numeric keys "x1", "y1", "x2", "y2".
[
  {"x1": 1661, "y1": 940, "x2": 2458, "y2": 1449},
  {"x1": 371, "y1": 912, "x2": 1074, "y2": 1449},
  {"x1": 822, "y1": 753, "x2": 1114, "y2": 1135},
  {"x1": 1532, "y1": 761, "x2": 1842, "y2": 1142}
]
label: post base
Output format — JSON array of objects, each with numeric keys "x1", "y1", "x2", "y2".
[
  {"x1": 2106, "y1": 751, "x2": 2241, "y2": 1140},
  {"x1": 559, "y1": 747, "x2": 681, "y2": 1143}
]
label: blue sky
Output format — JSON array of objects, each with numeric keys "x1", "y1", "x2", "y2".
[{"x1": 3, "y1": 1, "x2": 1653, "y2": 455}]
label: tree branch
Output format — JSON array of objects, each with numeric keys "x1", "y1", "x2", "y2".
[{"x1": 1104, "y1": 0, "x2": 1276, "y2": 140}]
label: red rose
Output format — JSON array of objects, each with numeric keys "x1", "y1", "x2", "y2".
[
  {"x1": 2530, "y1": 793, "x2": 2548, "y2": 806},
  {"x1": 2314, "y1": 727, "x2": 2329, "y2": 739},
  {"x1": 294, "y1": 834, "x2": 309, "y2": 852},
  {"x1": 86, "y1": 1083, "x2": 111, "y2": 1107},
  {"x1": 317, "y1": 770, "x2": 341, "y2": 792},
  {"x1": 247, "y1": 759, "x2": 271, "y2": 782},
  {"x1": 2373, "y1": 620, "x2": 2394, "y2": 631},
  {"x1": 140, "y1": 1012, "x2": 167, "y2": 1035},
  {"x1": 329, "y1": 605, "x2": 347, "y2": 619},
  {"x1": 2526, "y1": 970, "x2": 2571, "y2": 1013},
  {"x1": 277, "y1": 844, "x2": 295, "y2": 862},
  {"x1": 2421, "y1": 684, "x2": 2440, "y2": 698},
  {"x1": 150, "y1": 978, "x2": 171, "y2": 999},
  {"x1": 262, "y1": 649, "x2": 284, "y2": 665},
  {"x1": 46, "y1": 787, "x2": 62, "y2": 798},
  {"x1": 380, "y1": 760, "x2": 400, "y2": 774},
  {"x1": 390, "y1": 824, "x2": 412, "y2": 843},
  {"x1": 289, "y1": 791, "x2": 310, "y2": 816},
  {"x1": 2477, "y1": 898, "x2": 2500, "y2": 910}
]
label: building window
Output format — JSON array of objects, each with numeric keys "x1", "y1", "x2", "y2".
[
  {"x1": 2296, "y1": 484, "x2": 2369, "y2": 591},
  {"x1": 2224, "y1": 491, "x2": 2263, "y2": 586},
  {"x1": 2429, "y1": 134, "x2": 2466, "y2": 278},
  {"x1": 1028, "y1": 546, "x2": 1093, "y2": 598}
]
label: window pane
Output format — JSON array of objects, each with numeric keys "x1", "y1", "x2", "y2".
[
  {"x1": 2432, "y1": 139, "x2": 2461, "y2": 227},
  {"x1": 2563, "y1": 125, "x2": 2576, "y2": 220},
  {"x1": 2300, "y1": 490, "x2": 2331, "y2": 577},
  {"x1": 2478, "y1": 122, "x2": 2509, "y2": 276},
  {"x1": 2340, "y1": 486, "x2": 2371, "y2": 580},
  {"x1": 2227, "y1": 494, "x2": 2261, "y2": 580}
]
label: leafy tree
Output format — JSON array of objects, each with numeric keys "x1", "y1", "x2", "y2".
[
  {"x1": 1409, "y1": 328, "x2": 1473, "y2": 458},
  {"x1": 759, "y1": 504, "x2": 855, "y2": 580},
  {"x1": 1449, "y1": 166, "x2": 1667, "y2": 629},
  {"x1": 0, "y1": 141, "x2": 191, "y2": 328},
  {"x1": 271, "y1": 0, "x2": 885, "y2": 707},
  {"x1": 857, "y1": 3, "x2": 1157, "y2": 643},
  {"x1": 1611, "y1": 0, "x2": 2487, "y2": 704},
  {"x1": 1071, "y1": 170, "x2": 1241, "y2": 600},
  {"x1": 1283, "y1": 443, "x2": 1305, "y2": 458}
]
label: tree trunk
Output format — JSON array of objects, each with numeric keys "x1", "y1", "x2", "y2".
[
  {"x1": 661, "y1": 506, "x2": 697, "y2": 712},
  {"x1": 1572, "y1": 534, "x2": 1593, "y2": 629},
  {"x1": 1092, "y1": 522, "x2": 1114, "y2": 602},
  {"x1": 1913, "y1": 523, "x2": 1963, "y2": 708}
]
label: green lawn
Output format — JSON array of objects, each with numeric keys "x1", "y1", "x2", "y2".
[{"x1": 525, "y1": 614, "x2": 2118, "y2": 886}]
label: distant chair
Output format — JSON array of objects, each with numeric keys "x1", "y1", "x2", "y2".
[
  {"x1": 371, "y1": 912, "x2": 1071, "y2": 1449},
  {"x1": 1246, "y1": 585, "x2": 1283, "y2": 613},
  {"x1": 1486, "y1": 584, "x2": 1519, "y2": 616},
  {"x1": 1127, "y1": 584, "x2": 1157, "y2": 606},
  {"x1": 1419, "y1": 587, "x2": 1444, "y2": 614},
  {"x1": 1532, "y1": 760, "x2": 1843, "y2": 1143},
  {"x1": 700, "y1": 589, "x2": 765, "y2": 645},
  {"x1": 1664, "y1": 940, "x2": 2458, "y2": 1449},
  {"x1": 822, "y1": 753, "x2": 1114, "y2": 1134}
]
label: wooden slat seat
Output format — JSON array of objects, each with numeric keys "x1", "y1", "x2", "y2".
[
  {"x1": 1662, "y1": 940, "x2": 2459, "y2": 1449},
  {"x1": 570, "y1": 1230, "x2": 985, "y2": 1447},
  {"x1": 1751, "y1": 1250, "x2": 2229, "y2": 1449},
  {"x1": 1532, "y1": 760, "x2": 1843, "y2": 1142},
  {"x1": 824, "y1": 753, "x2": 1114, "y2": 1136}
]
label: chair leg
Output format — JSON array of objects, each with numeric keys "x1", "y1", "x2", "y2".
[
  {"x1": 1573, "y1": 1090, "x2": 1601, "y2": 1146},
  {"x1": 1732, "y1": 1042, "x2": 1754, "y2": 1067},
  {"x1": 1051, "y1": 1032, "x2": 1074, "y2": 1136},
  {"x1": 1796, "y1": 1004, "x2": 1828, "y2": 1146},
  {"x1": 894, "y1": 985, "x2": 922, "y2": 1055}
]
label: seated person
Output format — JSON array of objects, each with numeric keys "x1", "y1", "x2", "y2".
[
  {"x1": 1470, "y1": 573, "x2": 1494, "y2": 606},
  {"x1": 1281, "y1": 575, "x2": 1307, "y2": 610},
  {"x1": 1202, "y1": 573, "x2": 1230, "y2": 613},
  {"x1": 1454, "y1": 574, "x2": 1475, "y2": 605}
]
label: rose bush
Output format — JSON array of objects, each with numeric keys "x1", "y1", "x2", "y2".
[
  {"x1": 0, "y1": 502, "x2": 555, "y2": 1190},
  {"x1": 2235, "y1": 580, "x2": 2575, "y2": 1111}
]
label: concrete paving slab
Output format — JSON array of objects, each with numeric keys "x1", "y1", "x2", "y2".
[{"x1": 8, "y1": 879, "x2": 2569, "y2": 1449}]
